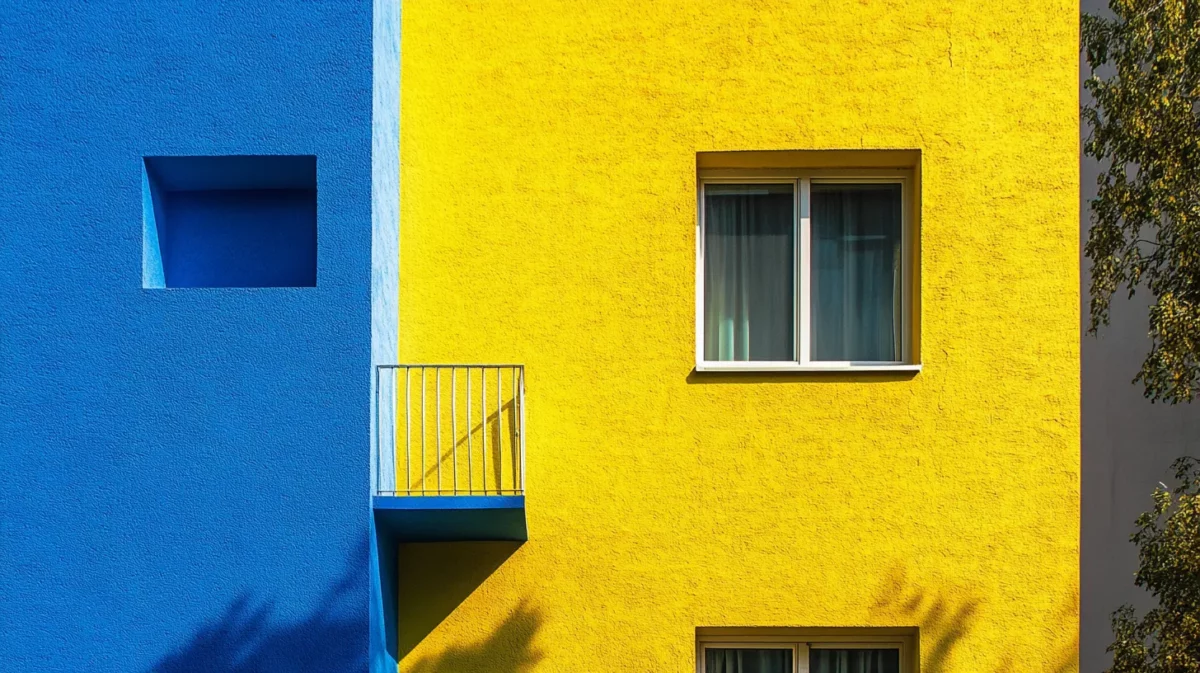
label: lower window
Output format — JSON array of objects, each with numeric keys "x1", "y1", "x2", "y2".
[{"x1": 698, "y1": 632, "x2": 910, "y2": 673}]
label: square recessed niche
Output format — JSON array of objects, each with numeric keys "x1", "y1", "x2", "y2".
[{"x1": 142, "y1": 155, "x2": 317, "y2": 288}]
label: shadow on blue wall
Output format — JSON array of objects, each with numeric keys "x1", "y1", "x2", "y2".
[{"x1": 148, "y1": 542, "x2": 368, "y2": 673}]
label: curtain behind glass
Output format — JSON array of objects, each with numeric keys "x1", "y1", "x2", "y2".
[
  {"x1": 705, "y1": 648, "x2": 793, "y2": 673},
  {"x1": 703, "y1": 184, "x2": 794, "y2": 362},
  {"x1": 810, "y1": 648, "x2": 900, "y2": 673},
  {"x1": 811, "y1": 184, "x2": 903, "y2": 362}
]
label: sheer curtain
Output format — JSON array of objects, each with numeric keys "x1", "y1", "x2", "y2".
[
  {"x1": 810, "y1": 648, "x2": 901, "y2": 673},
  {"x1": 703, "y1": 184, "x2": 795, "y2": 362},
  {"x1": 705, "y1": 648, "x2": 793, "y2": 673},
  {"x1": 811, "y1": 183, "x2": 903, "y2": 362}
]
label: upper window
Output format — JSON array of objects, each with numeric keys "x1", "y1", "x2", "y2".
[{"x1": 697, "y1": 173, "x2": 915, "y2": 372}]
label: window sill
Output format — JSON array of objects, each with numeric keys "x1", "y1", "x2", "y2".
[{"x1": 694, "y1": 363, "x2": 922, "y2": 374}]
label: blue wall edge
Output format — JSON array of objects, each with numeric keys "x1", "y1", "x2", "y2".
[{"x1": 370, "y1": 0, "x2": 400, "y2": 671}]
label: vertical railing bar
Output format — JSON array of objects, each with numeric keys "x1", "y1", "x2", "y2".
[
  {"x1": 512, "y1": 366, "x2": 519, "y2": 494},
  {"x1": 420, "y1": 368, "x2": 426, "y2": 495},
  {"x1": 513, "y1": 366, "x2": 518, "y2": 494},
  {"x1": 520, "y1": 366, "x2": 526, "y2": 493},
  {"x1": 467, "y1": 368, "x2": 473, "y2": 494},
  {"x1": 405, "y1": 367, "x2": 411, "y2": 495},
  {"x1": 497, "y1": 365, "x2": 503, "y2": 493},
  {"x1": 436, "y1": 368, "x2": 442, "y2": 494},
  {"x1": 481, "y1": 367, "x2": 488, "y2": 495},
  {"x1": 452, "y1": 367, "x2": 458, "y2": 495},
  {"x1": 396, "y1": 367, "x2": 400, "y2": 494}
]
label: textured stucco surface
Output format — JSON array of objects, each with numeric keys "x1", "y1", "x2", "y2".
[
  {"x1": 398, "y1": 1, "x2": 1080, "y2": 671},
  {"x1": 0, "y1": 3, "x2": 374, "y2": 671}
]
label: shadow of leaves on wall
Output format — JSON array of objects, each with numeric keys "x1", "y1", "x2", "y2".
[
  {"x1": 869, "y1": 567, "x2": 1079, "y2": 673},
  {"x1": 404, "y1": 600, "x2": 544, "y2": 673},
  {"x1": 147, "y1": 542, "x2": 368, "y2": 673},
  {"x1": 1047, "y1": 590, "x2": 1080, "y2": 673},
  {"x1": 869, "y1": 567, "x2": 979, "y2": 673}
]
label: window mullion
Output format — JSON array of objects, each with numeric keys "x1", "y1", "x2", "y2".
[{"x1": 798, "y1": 178, "x2": 812, "y2": 365}]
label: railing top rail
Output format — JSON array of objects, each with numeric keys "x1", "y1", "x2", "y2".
[{"x1": 376, "y1": 364, "x2": 525, "y2": 369}]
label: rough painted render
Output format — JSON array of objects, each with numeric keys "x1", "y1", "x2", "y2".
[
  {"x1": 0, "y1": 3, "x2": 376, "y2": 671},
  {"x1": 397, "y1": 1, "x2": 1080, "y2": 671}
]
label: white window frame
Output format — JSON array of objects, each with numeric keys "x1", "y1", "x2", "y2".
[
  {"x1": 695, "y1": 171, "x2": 921, "y2": 373},
  {"x1": 697, "y1": 633, "x2": 911, "y2": 673}
]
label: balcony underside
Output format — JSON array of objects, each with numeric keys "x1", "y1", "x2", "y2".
[{"x1": 372, "y1": 495, "x2": 527, "y2": 542}]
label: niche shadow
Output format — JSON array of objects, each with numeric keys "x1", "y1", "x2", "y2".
[
  {"x1": 147, "y1": 540, "x2": 369, "y2": 673},
  {"x1": 398, "y1": 541, "x2": 524, "y2": 662}
]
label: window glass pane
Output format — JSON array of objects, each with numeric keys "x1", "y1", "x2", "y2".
[
  {"x1": 811, "y1": 183, "x2": 903, "y2": 362},
  {"x1": 810, "y1": 648, "x2": 900, "y2": 673},
  {"x1": 703, "y1": 184, "x2": 795, "y2": 362},
  {"x1": 706, "y1": 648, "x2": 793, "y2": 673}
]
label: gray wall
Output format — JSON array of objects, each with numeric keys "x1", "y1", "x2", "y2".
[{"x1": 1079, "y1": 1, "x2": 1200, "y2": 670}]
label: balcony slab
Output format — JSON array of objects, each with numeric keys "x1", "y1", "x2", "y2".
[{"x1": 372, "y1": 495, "x2": 527, "y2": 542}]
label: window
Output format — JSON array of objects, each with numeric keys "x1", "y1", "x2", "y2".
[
  {"x1": 698, "y1": 631, "x2": 912, "y2": 673},
  {"x1": 697, "y1": 173, "x2": 917, "y2": 372}
]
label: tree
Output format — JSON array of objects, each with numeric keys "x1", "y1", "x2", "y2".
[
  {"x1": 1107, "y1": 457, "x2": 1200, "y2": 673},
  {"x1": 1083, "y1": 0, "x2": 1200, "y2": 403}
]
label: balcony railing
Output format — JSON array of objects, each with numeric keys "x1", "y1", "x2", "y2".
[{"x1": 375, "y1": 365, "x2": 525, "y2": 496}]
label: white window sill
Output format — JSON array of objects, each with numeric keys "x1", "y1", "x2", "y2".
[{"x1": 694, "y1": 363, "x2": 922, "y2": 373}]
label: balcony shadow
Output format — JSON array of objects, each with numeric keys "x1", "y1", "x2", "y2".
[
  {"x1": 404, "y1": 599, "x2": 544, "y2": 673},
  {"x1": 147, "y1": 541, "x2": 368, "y2": 673},
  {"x1": 398, "y1": 541, "x2": 523, "y2": 661},
  {"x1": 685, "y1": 369, "x2": 918, "y2": 385},
  {"x1": 404, "y1": 397, "x2": 520, "y2": 494},
  {"x1": 417, "y1": 401, "x2": 519, "y2": 493}
]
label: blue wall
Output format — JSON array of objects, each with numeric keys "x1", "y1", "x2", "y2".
[{"x1": 0, "y1": 3, "x2": 375, "y2": 671}]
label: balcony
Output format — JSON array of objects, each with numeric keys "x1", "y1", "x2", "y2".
[{"x1": 372, "y1": 365, "x2": 526, "y2": 542}]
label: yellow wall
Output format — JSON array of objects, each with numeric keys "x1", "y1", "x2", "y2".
[{"x1": 398, "y1": 1, "x2": 1079, "y2": 671}]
